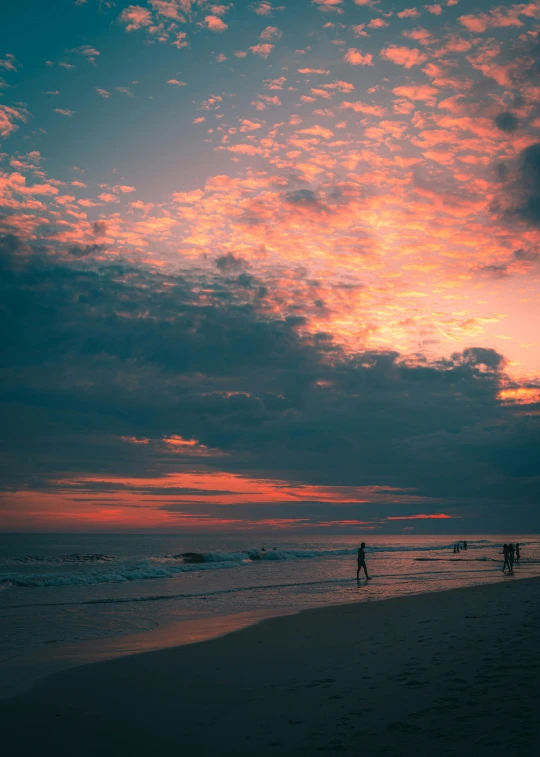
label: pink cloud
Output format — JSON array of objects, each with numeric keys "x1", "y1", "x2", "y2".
[
  {"x1": 381, "y1": 45, "x2": 427, "y2": 68},
  {"x1": 342, "y1": 100, "x2": 385, "y2": 116},
  {"x1": 386, "y1": 513, "x2": 455, "y2": 520},
  {"x1": 0, "y1": 105, "x2": 28, "y2": 137},
  {"x1": 403, "y1": 28, "x2": 434, "y2": 45},
  {"x1": 249, "y1": 43, "x2": 274, "y2": 58},
  {"x1": 343, "y1": 48, "x2": 374, "y2": 66},
  {"x1": 297, "y1": 125, "x2": 335, "y2": 139},
  {"x1": 173, "y1": 32, "x2": 189, "y2": 48},
  {"x1": 149, "y1": 0, "x2": 191, "y2": 20},
  {"x1": 393, "y1": 84, "x2": 439, "y2": 103},
  {"x1": 459, "y1": 13, "x2": 490, "y2": 32},
  {"x1": 250, "y1": 1, "x2": 285, "y2": 14},
  {"x1": 397, "y1": 8, "x2": 420, "y2": 18},
  {"x1": 298, "y1": 68, "x2": 330, "y2": 74},
  {"x1": 226, "y1": 144, "x2": 265, "y2": 155},
  {"x1": 0, "y1": 54, "x2": 18, "y2": 72},
  {"x1": 259, "y1": 25, "x2": 282, "y2": 41},
  {"x1": 205, "y1": 15, "x2": 228, "y2": 32},
  {"x1": 118, "y1": 5, "x2": 153, "y2": 31},
  {"x1": 351, "y1": 24, "x2": 367, "y2": 36},
  {"x1": 239, "y1": 119, "x2": 264, "y2": 132}
]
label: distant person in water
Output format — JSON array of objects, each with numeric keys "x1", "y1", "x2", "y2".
[
  {"x1": 516, "y1": 543, "x2": 521, "y2": 562},
  {"x1": 463, "y1": 540, "x2": 467, "y2": 550},
  {"x1": 508, "y1": 543, "x2": 515, "y2": 572},
  {"x1": 357, "y1": 542, "x2": 371, "y2": 580},
  {"x1": 502, "y1": 544, "x2": 510, "y2": 572}
]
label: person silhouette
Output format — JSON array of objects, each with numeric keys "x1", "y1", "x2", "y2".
[
  {"x1": 516, "y1": 543, "x2": 521, "y2": 562},
  {"x1": 357, "y1": 542, "x2": 371, "y2": 580},
  {"x1": 502, "y1": 544, "x2": 510, "y2": 572},
  {"x1": 463, "y1": 540, "x2": 467, "y2": 550},
  {"x1": 508, "y1": 543, "x2": 515, "y2": 572},
  {"x1": 453, "y1": 544, "x2": 457, "y2": 554}
]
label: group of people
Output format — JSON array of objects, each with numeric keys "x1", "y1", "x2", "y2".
[
  {"x1": 356, "y1": 540, "x2": 524, "y2": 581},
  {"x1": 502, "y1": 543, "x2": 521, "y2": 573}
]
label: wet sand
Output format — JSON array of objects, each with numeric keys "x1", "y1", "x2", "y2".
[{"x1": 2, "y1": 576, "x2": 540, "y2": 757}]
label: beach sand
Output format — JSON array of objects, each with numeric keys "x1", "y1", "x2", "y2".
[{"x1": 2, "y1": 577, "x2": 540, "y2": 757}]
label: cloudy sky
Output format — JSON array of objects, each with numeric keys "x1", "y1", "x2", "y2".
[{"x1": 1, "y1": 0, "x2": 540, "y2": 533}]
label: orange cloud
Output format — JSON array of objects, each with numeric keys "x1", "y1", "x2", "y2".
[
  {"x1": 343, "y1": 48, "x2": 374, "y2": 65},
  {"x1": 381, "y1": 45, "x2": 428, "y2": 68},
  {"x1": 204, "y1": 15, "x2": 228, "y2": 32},
  {"x1": 249, "y1": 43, "x2": 274, "y2": 58}
]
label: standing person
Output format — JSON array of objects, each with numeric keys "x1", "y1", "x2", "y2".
[
  {"x1": 516, "y1": 543, "x2": 521, "y2": 562},
  {"x1": 463, "y1": 540, "x2": 467, "y2": 550},
  {"x1": 502, "y1": 544, "x2": 510, "y2": 572},
  {"x1": 453, "y1": 544, "x2": 457, "y2": 554},
  {"x1": 357, "y1": 542, "x2": 371, "y2": 580},
  {"x1": 508, "y1": 543, "x2": 515, "y2": 572}
]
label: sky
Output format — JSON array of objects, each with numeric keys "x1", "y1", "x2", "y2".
[{"x1": 1, "y1": 0, "x2": 540, "y2": 533}]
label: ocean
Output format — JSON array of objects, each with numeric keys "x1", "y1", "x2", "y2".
[{"x1": 1, "y1": 533, "x2": 539, "y2": 698}]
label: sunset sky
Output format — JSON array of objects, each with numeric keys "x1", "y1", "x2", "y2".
[{"x1": 1, "y1": 0, "x2": 540, "y2": 532}]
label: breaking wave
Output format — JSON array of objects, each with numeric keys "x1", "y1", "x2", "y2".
[
  {"x1": 0, "y1": 559, "x2": 244, "y2": 589},
  {"x1": 0, "y1": 540, "x2": 503, "y2": 591}
]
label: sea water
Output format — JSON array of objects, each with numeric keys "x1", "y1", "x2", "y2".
[{"x1": 1, "y1": 533, "x2": 539, "y2": 697}]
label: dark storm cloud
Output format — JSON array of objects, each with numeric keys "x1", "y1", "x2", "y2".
[
  {"x1": 215, "y1": 253, "x2": 245, "y2": 273},
  {"x1": 508, "y1": 143, "x2": 540, "y2": 225},
  {"x1": 1, "y1": 234, "x2": 540, "y2": 524},
  {"x1": 494, "y1": 112, "x2": 519, "y2": 133},
  {"x1": 477, "y1": 263, "x2": 509, "y2": 279},
  {"x1": 284, "y1": 189, "x2": 319, "y2": 205},
  {"x1": 92, "y1": 221, "x2": 108, "y2": 237},
  {"x1": 513, "y1": 247, "x2": 539, "y2": 262},
  {"x1": 69, "y1": 243, "x2": 105, "y2": 258}
]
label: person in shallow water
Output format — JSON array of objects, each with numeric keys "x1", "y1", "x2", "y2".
[
  {"x1": 357, "y1": 542, "x2": 371, "y2": 581},
  {"x1": 516, "y1": 543, "x2": 521, "y2": 562},
  {"x1": 508, "y1": 543, "x2": 515, "y2": 572},
  {"x1": 502, "y1": 544, "x2": 511, "y2": 572}
]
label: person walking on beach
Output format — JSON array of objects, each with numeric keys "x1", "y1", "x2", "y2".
[
  {"x1": 463, "y1": 540, "x2": 467, "y2": 551},
  {"x1": 508, "y1": 543, "x2": 515, "y2": 572},
  {"x1": 502, "y1": 544, "x2": 511, "y2": 572},
  {"x1": 357, "y1": 542, "x2": 371, "y2": 580},
  {"x1": 516, "y1": 543, "x2": 521, "y2": 562}
]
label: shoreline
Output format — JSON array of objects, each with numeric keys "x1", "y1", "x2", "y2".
[
  {"x1": 2, "y1": 575, "x2": 540, "y2": 755},
  {"x1": 0, "y1": 566, "x2": 536, "y2": 701},
  {"x1": 0, "y1": 564, "x2": 532, "y2": 701}
]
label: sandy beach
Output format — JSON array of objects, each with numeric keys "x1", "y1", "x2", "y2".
[{"x1": 2, "y1": 577, "x2": 540, "y2": 757}]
